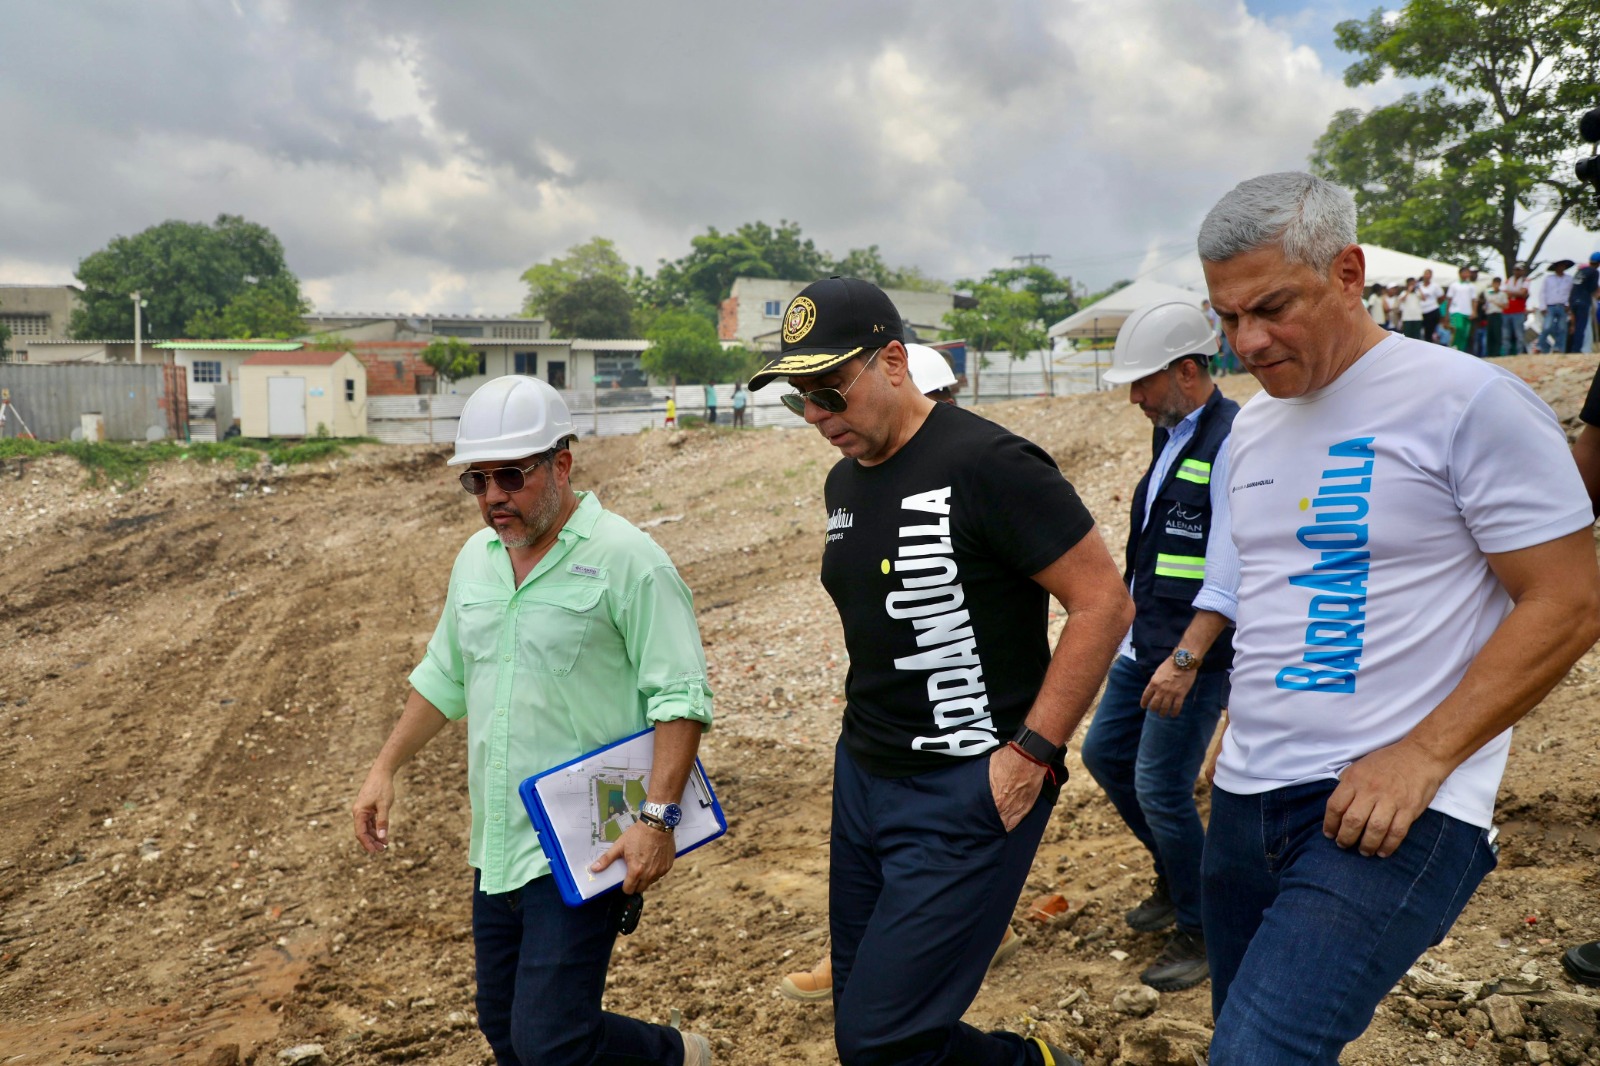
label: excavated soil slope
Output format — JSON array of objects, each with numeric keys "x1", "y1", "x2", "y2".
[{"x1": 2, "y1": 354, "x2": 1598, "y2": 1065}]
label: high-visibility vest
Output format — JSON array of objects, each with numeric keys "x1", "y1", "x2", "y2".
[{"x1": 1123, "y1": 386, "x2": 1239, "y2": 672}]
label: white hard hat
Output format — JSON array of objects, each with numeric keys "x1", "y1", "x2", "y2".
[
  {"x1": 906, "y1": 343, "x2": 957, "y2": 394},
  {"x1": 1102, "y1": 301, "x2": 1219, "y2": 385},
  {"x1": 450, "y1": 375, "x2": 576, "y2": 466}
]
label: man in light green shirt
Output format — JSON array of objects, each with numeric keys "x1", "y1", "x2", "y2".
[{"x1": 353, "y1": 376, "x2": 714, "y2": 1066}]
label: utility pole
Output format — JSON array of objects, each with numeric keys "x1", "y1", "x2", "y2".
[
  {"x1": 131, "y1": 292, "x2": 147, "y2": 364},
  {"x1": 1012, "y1": 253, "x2": 1052, "y2": 267}
]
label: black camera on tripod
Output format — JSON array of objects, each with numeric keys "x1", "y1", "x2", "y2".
[{"x1": 1579, "y1": 107, "x2": 1600, "y2": 203}]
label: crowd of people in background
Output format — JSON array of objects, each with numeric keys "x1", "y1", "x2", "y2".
[{"x1": 1360, "y1": 253, "x2": 1600, "y2": 357}]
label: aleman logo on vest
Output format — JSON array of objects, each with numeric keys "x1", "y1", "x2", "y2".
[{"x1": 1163, "y1": 502, "x2": 1204, "y2": 540}]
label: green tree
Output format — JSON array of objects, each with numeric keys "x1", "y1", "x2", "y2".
[
  {"x1": 545, "y1": 274, "x2": 636, "y2": 338},
  {"x1": 1311, "y1": 0, "x2": 1600, "y2": 273},
  {"x1": 70, "y1": 214, "x2": 309, "y2": 340},
  {"x1": 830, "y1": 246, "x2": 947, "y2": 293},
  {"x1": 421, "y1": 337, "x2": 481, "y2": 386},
  {"x1": 943, "y1": 266, "x2": 1080, "y2": 382},
  {"x1": 625, "y1": 220, "x2": 944, "y2": 337},
  {"x1": 184, "y1": 274, "x2": 310, "y2": 338},
  {"x1": 652, "y1": 220, "x2": 832, "y2": 309},
  {"x1": 520, "y1": 237, "x2": 631, "y2": 320},
  {"x1": 641, "y1": 309, "x2": 746, "y2": 384}
]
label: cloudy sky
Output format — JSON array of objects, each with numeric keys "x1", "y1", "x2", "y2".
[{"x1": 1, "y1": 0, "x2": 1593, "y2": 315}]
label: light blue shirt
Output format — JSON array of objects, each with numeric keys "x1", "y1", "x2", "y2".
[{"x1": 1118, "y1": 402, "x2": 1240, "y2": 661}]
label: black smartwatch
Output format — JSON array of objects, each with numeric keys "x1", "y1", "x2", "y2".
[{"x1": 1010, "y1": 725, "x2": 1064, "y2": 766}]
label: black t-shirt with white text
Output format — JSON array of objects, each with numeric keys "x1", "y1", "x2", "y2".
[{"x1": 820, "y1": 402, "x2": 1096, "y2": 777}]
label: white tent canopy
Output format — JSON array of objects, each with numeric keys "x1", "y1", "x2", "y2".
[
  {"x1": 1359, "y1": 244, "x2": 1463, "y2": 287},
  {"x1": 1048, "y1": 279, "x2": 1206, "y2": 341},
  {"x1": 1047, "y1": 243, "x2": 1470, "y2": 344}
]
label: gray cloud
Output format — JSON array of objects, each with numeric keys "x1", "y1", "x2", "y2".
[{"x1": 2, "y1": 0, "x2": 1387, "y2": 313}]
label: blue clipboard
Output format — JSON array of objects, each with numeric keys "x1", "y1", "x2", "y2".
[{"x1": 518, "y1": 726, "x2": 727, "y2": 907}]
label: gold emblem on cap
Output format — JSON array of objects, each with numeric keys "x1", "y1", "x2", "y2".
[{"x1": 783, "y1": 296, "x2": 818, "y2": 344}]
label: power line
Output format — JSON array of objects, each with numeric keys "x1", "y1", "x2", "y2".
[{"x1": 1011, "y1": 253, "x2": 1053, "y2": 266}]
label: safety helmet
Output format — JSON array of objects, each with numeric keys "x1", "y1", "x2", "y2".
[
  {"x1": 449, "y1": 375, "x2": 576, "y2": 466},
  {"x1": 906, "y1": 343, "x2": 957, "y2": 395},
  {"x1": 1102, "y1": 301, "x2": 1219, "y2": 385}
]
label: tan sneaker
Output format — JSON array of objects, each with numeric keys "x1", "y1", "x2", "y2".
[
  {"x1": 989, "y1": 925, "x2": 1023, "y2": 970},
  {"x1": 681, "y1": 1031, "x2": 713, "y2": 1065},
  {"x1": 779, "y1": 955, "x2": 832, "y2": 1002},
  {"x1": 780, "y1": 927, "x2": 1020, "y2": 1003}
]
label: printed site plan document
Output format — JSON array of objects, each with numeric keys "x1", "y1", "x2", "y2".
[{"x1": 519, "y1": 727, "x2": 727, "y2": 906}]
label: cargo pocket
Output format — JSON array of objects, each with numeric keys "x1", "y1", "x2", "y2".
[{"x1": 517, "y1": 584, "x2": 604, "y2": 675}]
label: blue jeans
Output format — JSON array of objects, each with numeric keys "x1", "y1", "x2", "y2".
[
  {"x1": 1201, "y1": 780, "x2": 1497, "y2": 1065},
  {"x1": 830, "y1": 741, "x2": 1058, "y2": 1066},
  {"x1": 1569, "y1": 298, "x2": 1594, "y2": 352},
  {"x1": 1539, "y1": 304, "x2": 1569, "y2": 353},
  {"x1": 1081, "y1": 655, "x2": 1227, "y2": 931},
  {"x1": 472, "y1": 871, "x2": 686, "y2": 1066},
  {"x1": 1502, "y1": 312, "x2": 1526, "y2": 354}
]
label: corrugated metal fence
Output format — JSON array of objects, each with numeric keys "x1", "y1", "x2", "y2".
[{"x1": 0, "y1": 363, "x2": 187, "y2": 442}]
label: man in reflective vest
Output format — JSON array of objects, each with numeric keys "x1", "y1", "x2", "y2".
[{"x1": 1081, "y1": 300, "x2": 1240, "y2": 992}]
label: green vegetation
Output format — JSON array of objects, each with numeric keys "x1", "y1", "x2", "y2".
[
  {"x1": 1312, "y1": 0, "x2": 1600, "y2": 272},
  {"x1": 0, "y1": 436, "x2": 377, "y2": 488},
  {"x1": 522, "y1": 222, "x2": 948, "y2": 340},
  {"x1": 420, "y1": 336, "x2": 481, "y2": 383},
  {"x1": 944, "y1": 265, "x2": 1081, "y2": 370},
  {"x1": 71, "y1": 214, "x2": 310, "y2": 340},
  {"x1": 641, "y1": 310, "x2": 745, "y2": 385},
  {"x1": 521, "y1": 237, "x2": 632, "y2": 319}
]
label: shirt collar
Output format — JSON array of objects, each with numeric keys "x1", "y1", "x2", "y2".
[
  {"x1": 482, "y1": 489, "x2": 603, "y2": 558},
  {"x1": 562, "y1": 490, "x2": 602, "y2": 539},
  {"x1": 1169, "y1": 403, "x2": 1204, "y2": 438}
]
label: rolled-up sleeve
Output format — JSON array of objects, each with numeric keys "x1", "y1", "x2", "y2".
[
  {"x1": 408, "y1": 582, "x2": 469, "y2": 720},
  {"x1": 1191, "y1": 436, "x2": 1240, "y2": 623},
  {"x1": 619, "y1": 565, "x2": 714, "y2": 728}
]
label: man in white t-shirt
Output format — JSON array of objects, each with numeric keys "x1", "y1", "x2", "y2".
[
  {"x1": 1445, "y1": 266, "x2": 1478, "y2": 354},
  {"x1": 1416, "y1": 268, "x2": 1444, "y2": 343},
  {"x1": 1197, "y1": 171, "x2": 1600, "y2": 1064}
]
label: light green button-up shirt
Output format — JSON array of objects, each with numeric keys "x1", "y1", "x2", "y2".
[{"x1": 408, "y1": 491, "x2": 714, "y2": 894}]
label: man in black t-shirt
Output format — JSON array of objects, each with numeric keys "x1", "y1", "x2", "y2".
[{"x1": 750, "y1": 277, "x2": 1133, "y2": 1066}]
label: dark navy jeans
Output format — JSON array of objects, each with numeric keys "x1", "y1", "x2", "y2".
[
  {"x1": 1081, "y1": 655, "x2": 1228, "y2": 931},
  {"x1": 830, "y1": 741, "x2": 1058, "y2": 1066},
  {"x1": 472, "y1": 870, "x2": 685, "y2": 1066},
  {"x1": 1569, "y1": 297, "x2": 1594, "y2": 352},
  {"x1": 1201, "y1": 780, "x2": 1497, "y2": 1065}
]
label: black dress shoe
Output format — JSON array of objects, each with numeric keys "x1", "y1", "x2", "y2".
[{"x1": 1562, "y1": 940, "x2": 1600, "y2": 987}]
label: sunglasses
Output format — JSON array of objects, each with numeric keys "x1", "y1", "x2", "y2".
[
  {"x1": 780, "y1": 349, "x2": 880, "y2": 416},
  {"x1": 459, "y1": 450, "x2": 558, "y2": 495}
]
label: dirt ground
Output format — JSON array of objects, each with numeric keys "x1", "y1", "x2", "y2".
[{"x1": 2, "y1": 353, "x2": 1598, "y2": 1065}]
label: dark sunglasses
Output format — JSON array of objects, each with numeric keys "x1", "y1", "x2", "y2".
[
  {"x1": 459, "y1": 450, "x2": 558, "y2": 495},
  {"x1": 780, "y1": 349, "x2": 880, "y2": 416}
]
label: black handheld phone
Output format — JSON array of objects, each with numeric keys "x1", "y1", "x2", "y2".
[{"x1": 614, "y1": 891, "x2": 644, "y2": 935}]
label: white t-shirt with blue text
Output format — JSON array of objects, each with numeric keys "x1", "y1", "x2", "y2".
[{"x1": 1218, "y1": 334, "x2": 1592, "y2": 827}]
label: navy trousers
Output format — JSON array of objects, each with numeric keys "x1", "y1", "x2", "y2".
[
  {"x1": 830, "y1": 740, "x2": 1058, "y2": 1066},
  {"x1": 472, "y1": 870, "x2": 686, "y2": 1066}
]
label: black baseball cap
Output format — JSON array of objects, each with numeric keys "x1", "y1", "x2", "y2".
[{"x1": 748, "y1": 277, "x2": 905, "y2": 390}]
